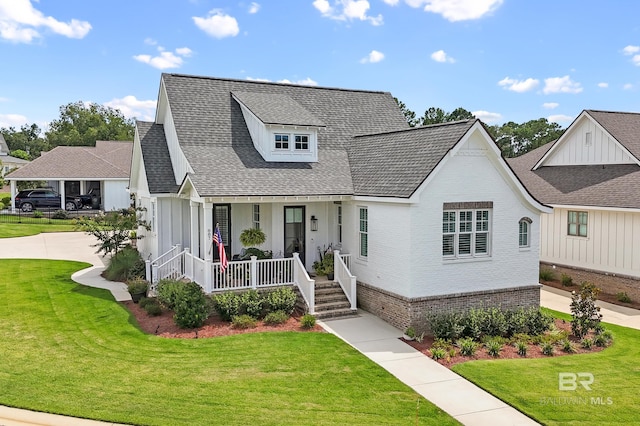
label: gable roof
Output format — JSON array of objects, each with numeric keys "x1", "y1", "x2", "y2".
[
  {"x1": 153, "y1": 73, "x2": 409, "y2": 197},
  {"x1": 349, "y1": 120, "x2": 475, "y2": 197},
  {"x1": 508, "y1": 142, "x2": 640, "y2": 209},
  {"x1": 587, "y1": 109, "x2": 640, "y2": 160},
  {"x1": 137, "y1": 121, "x2": 179, "y2": 194},
  {"x1": 232, "y1": 91, "x2": 325, "y2": 127},
  {"x1": 6, "y1": 140, "x2": 132, "y2": 180}
]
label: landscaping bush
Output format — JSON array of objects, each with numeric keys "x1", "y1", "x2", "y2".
[
  {"x1": 265, "y1": 287, "x2": 297, "y2": 315},
  {"x1": 570, "y1": 282, "x2": 603, "y2": 339},
  {"x1": 539, "y1": 268, "x2": 555, "y2": 281},
  {"x1": 457, "y1": 337, "x2": 478, "y2": 356},
  {"x1": 524, "y1": 307, "x2": 554, "y2": 336},
  {"x1": 156, "y1": 279, "x2": 185, "y2": 310},
  {"x1": 485, "y1": 338, "x2": 502, "y2": 358},
  {"x1": 126, "y1": 278, "x2": 148, "y2": 295},
  {"x1": 616, "y1": 292, "x2": 632, "y2": 303},
  {"x1": 232, "y1": 314, "x2": 257, "y2": 329},
  {"x1": 516, "y1": 341, "x2": 528, "y2": 356},
  {"x1": 1, "y1": 196, "x2": 10, "y2": 206},
  {"x1": 33, "y1": 210, "x2": 43, "y2": 218},
  {"x1": 263, "y1": 310, "x2": 289, "y2": 325},
  {"x1": 239, "y1": 289, "x2": 264, "y2": 319},
  {"x1": 429, "y1": 347, "x2": 446, "y2": 361},
  {"x1": 561, "y1": 339, "x2": 576, "y2": 353},
  {"x1": 212, "y1": 292, "x2": 240, "y2": 321},
  {"x1": 594, "y1": 329, "x2": 613, "y2": 347},
  {"x1": 139, "y1": 297, "x2": 154, "y2": 308},
  {"x1": 52, "y1": 209, "x2": 70, "y2": 220},
  {"x1": 581, "y1": 338, "x2": 593, "y2": 349},
  {"x1": 143, "y1": 300, "x2": 162, "y2": 316},
  {"x1": 561, "y1": 273, "x2": 573, "y2": 287},
  {"x1": 541, "y1": 342, "x2": 554, "y2": 356},
  {"x1": 104, "y1": 246, "x2": 145, "y2": 282},
  {"x1": 173, "y1": 282, "x2": 209, "y2": 328},
  {"x1": 300, "y1": 314, "x2": 316, "y2": 328},
  {"x1": 427, "y1": 311, "x2": 464, "y2": 341}
]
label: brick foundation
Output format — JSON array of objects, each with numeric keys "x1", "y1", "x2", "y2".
[{"x1": 357, "y1": 281, "x2": 541, "y2": 334}]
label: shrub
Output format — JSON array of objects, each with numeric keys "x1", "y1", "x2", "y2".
[
  {"x1": 594, "y1": 329, "x2": 613, "y2": 347},
  {"x1": 561, "y1": 339, "x2": 576, "y2": 353},
  {"x1": 144, "y1": 301, "x2": 163, "y2": 316},
  {"x1": 516, "y1": 341, "x2": 528, "y2": 356},
  {"x1": 126, "y1": 278, "x2": 148, "y2": 294},
  {"x1": 427, "y1": 311, "x2": 464, "y2": 341},
  {"x1": 616, "y1": 292, "x2": 632, "y2": 303},
  {"x1": 404, "y1": 326, "x2": 416, "y2": 339},
  {"x1": 139, "y1": 297, "x2": 154, "y2": 308},
  {"x1": 581, "y1": 338, "x2": 593, "y2": 349},
  {"x1": 570, "y1": 282, "x2": 603, "y2": 338},
  {"x1": 457, "y1": 337, "x2": 478, "y2": 357},
  {"x1": 33, "y1": 210, "x2": 43, "y2": 218},
  {"x1": 104, "y1": 246, "x2": 145, "y2": 282},
  {"x1": 524, "y1": 308, "x2": 554, "y2": 336},
  {"x1": 156, "y1": 279, "x2": 185, "y2": 310},
  {"x1": 561, "y1": 273, "x2": 573, "y2": 287},
  {"x1": 263, "y1": 310, "x2": 289, "y2": 325},
  {"x1": 173, "y1": 282, "x2": 209, "y2": 328},
  {"x1": 431, "y1": 338, "x2": 453, "y2": 351},
  {"x1": 1, "y1": 196, "x2": 9, "y2": 206},
  {"x1": 430, "y1": 347, "x2": 446, "y2": 361},
  {"x1": 265, "y1": 287, "x2": 297, "y2": 315},
  {"x1": 300, "y1": 314, "x2": 316, "y2": 328},
  {"x1": 239, "y1": 289, "x2": 264, "y2": 319},
  {"x1": 212, "y1": 292, "x2": 240, "y2": 322},
  {"x1": 232, "y1": 314, "x2": 258, "y2": 329},
  {"x1": 485, "y1": 338, "x2": 502, "y2": 357},
  {"x1": 539, "y1": 268, "x2": 555, "y2": 281},
  {"x1": 52, "y1": 209, "x2": 70, "y2": 220},
  {"x1": 541, "y1": 342, "x2": 554, "y2": 356}
]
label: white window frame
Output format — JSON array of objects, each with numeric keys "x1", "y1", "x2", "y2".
[
  {"x1": 336, "y1": 204, "x2": 342, "y2": 245},
  {"x1": 568, "y1": 211, "x2": 587, "y2": 237},
  {"x1": 274, "y1": 134, "x2": 289, "y2": 150},
  {"x1": 442, "y1": 208, "x2": 491, "y2": 259},
  {"x1": 359, "y1": 207, "x2": 368, "y2": 259},
  {"x1": 294, "y1": 134, "x2": 310, "y2": 151},
  {"x1": 519, "y1": 218, "x2": 531, "y2": 248},
  {"x1": 253, "y1": 204, "x2": 260, "y2": 229}
]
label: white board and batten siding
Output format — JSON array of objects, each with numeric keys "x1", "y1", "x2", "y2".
[
  {"x1": 541, "y1": 117, "x2": 636, "y2": 167},
  {"x1": 541, "y1": 207, "x2": 640, "y2": 279},
  {"x1": 103, "y1": 180, "x2": 131, "y2": 211}
]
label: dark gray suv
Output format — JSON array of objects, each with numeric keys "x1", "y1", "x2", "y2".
[{"x1": 14, "y1": 189, "x2": 81, "y2": 212}]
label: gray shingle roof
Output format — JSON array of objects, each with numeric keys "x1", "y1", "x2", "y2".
[
  {"x1": 349, "y1": 120, "x2": 475, "y2": 197},
  {"x1": 137, "y1": 121, "x2": 180, "y2": 194},
  {"x1": 6, "y1": 141, "x2": 132, "y2": 180},
  {"x1": 508, "y1": 143, "x2": 640, "y2": 209},
  {"x1": 587, "y1": 110, "x2": 640, "y2": 161},
  {"x1": 232, "y1": 91, "x2": 325, "y2": 127},
  {"x1": 159, "y1": 73, "x2": 409, "y2": 197}
]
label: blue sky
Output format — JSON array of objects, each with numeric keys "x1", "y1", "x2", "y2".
[{"x1": 0, "y1": 0, "x2": 638, "y2": 131}]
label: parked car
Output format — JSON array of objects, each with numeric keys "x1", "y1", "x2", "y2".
[
  {"x1": 14, "y1": 188, "x2": 82, "y2": 212},
  {"x1": 77, "y1": 187, "x2": 101, "y2": 209}
]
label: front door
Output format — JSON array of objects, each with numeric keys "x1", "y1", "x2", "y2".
[
  {"x1": 284, "y1": 206, "x2": 305, "y2": 264},
  {"x1": 213, "y1": 204, "x2": 231, "y2": 260}
]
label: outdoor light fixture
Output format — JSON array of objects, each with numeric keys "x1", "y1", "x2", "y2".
[{"x1": 310, "y1": 215, "x2": 318, "y2": 231}]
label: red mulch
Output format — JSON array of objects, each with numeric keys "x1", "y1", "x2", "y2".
[
  {"x1": 121, "y1": 301, "x2": 324, "y2": 338},
  {"x1": 402, "y1": 319, "x2": 606, "y2": 367},
  {"x1": 542, "y1": 279, "x2": 640, "y2": 310}
]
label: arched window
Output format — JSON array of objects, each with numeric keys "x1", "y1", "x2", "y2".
[{"x1": 519, "y1": 217, "x2": 532, "y2": 248}]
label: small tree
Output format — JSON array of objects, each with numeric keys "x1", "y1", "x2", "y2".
[
  {"x1": 570, "y1": 282, "x2": 603, "y2": 339},
  {"x1": 75, "y1": 207, "x2": 149, "y2": 257}
]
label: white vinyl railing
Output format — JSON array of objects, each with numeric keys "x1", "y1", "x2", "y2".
[
  {"x1": 334, "y1": 250, "x2": 356, "y2": 310},
  {"x1": 339, "y1": 253, "x2": 351, "y2": 270},
  {"x1": 293, "y1": 253, "x2": 315, "y2": 314}
]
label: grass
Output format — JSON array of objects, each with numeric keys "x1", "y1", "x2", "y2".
[
  {"x1": 452, "y1": 309, "x2": 640, "y2": 425},
  {"x1": 0, "y1": 259, "x2": 458, "y2": 426},
  {"x1": 0, "y1": 222, "x2": 76, "y2": 238}
]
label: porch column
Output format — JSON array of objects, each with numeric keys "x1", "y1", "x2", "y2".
[
  {"x1": 59, "y1": 180, "x2": 66, "y2": 208},
  {"x1": 189, "y1": 201, "x2": 199, "y2": 279},
  {"x1": 80, "y1": 180, "x2": 86, "y2": 195},
  {"x1": 10, "y1": 180, "x2": 16, "y2": 212},
  {"x1": 203, "y1": 202, "x2": 213, "y2": 292}
]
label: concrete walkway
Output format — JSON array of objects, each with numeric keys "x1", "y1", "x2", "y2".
[{"x1": 1, "y1": 232, "x2": 638, "y2": 425}]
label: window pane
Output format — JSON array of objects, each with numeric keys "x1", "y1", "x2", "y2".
[
  {"x1": 443, "y1": 211, "x2": 456, "y2": 233},
  {"x1": 579, "y1": 212, "x2": 588, "y2": 225},
  {"x1": 476, "y1": 233, "x2": 488, "y2": 254},
  {"x1": 459, "y1": 211, "x2": 472, "y2": 232},
  {"x1": 459, "y1": 234, "x2": 471, "y2": 254},
  {"x1": 568, "y1": 223, "x2": 577, "y2": 235},
  {"x1": 568, "y1": 211, "x2": 576, "y2": 223},
  {"x1": 519, "y1": 221, "x2": 529, "y2": 247},
  {"x1": 579, "y1": 224, "x2": 587, "y2": 237},
  {"x1": 442, "y1": 235, "x2": 454, "y2": 256},
  {"x1": 476, "y1": 210, "x2": 489, "y2": 232},
  {"x1": 360, "y1": 233, "x2": 368, "y2": 257}
]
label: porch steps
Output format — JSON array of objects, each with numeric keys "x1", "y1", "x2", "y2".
[{"x1": 313, "y1": 279, "x2": 357, "y2": 320}]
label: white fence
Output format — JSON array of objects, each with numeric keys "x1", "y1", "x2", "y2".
[{"x1": 334, "y1": 250, "x2": 356, "y2": 310}]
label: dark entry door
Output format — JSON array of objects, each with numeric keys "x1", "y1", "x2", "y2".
[
  {"x1": 213, "y1": 204, "x2": 231, "y2": 260},
  {"x1": 284, "y1": 206, "x2": 305, "y2": 264}
]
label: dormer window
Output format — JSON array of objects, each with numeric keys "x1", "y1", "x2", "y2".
[
  {"x1": 295, "y1": 135, "x2": 309, "y2": 150},
  {"x1": 275, "y1": 134, "x2": 289, "y2": 150}
]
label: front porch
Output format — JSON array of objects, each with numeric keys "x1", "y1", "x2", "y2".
[{"x1": 146, "y1": 246, "x2": 356, "y2": 317}]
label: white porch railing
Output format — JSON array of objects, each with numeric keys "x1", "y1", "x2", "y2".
[
  {"x1": 334, "y1": 250, "x2": 356, "y2": 310},
  {"x1": 340, "y1": 253, "x2": 351, "y2": 270},
  {"x1": 293, "y1": 253, "x2": 315, "y2": 314},
  {"x1": 146, "y1": 244, "x2": 182, "y2": 284}
]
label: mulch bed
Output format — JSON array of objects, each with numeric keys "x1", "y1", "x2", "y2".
[
  {"x1": 541, "y1": 279, "x2": 640, "y2": 311},
  {"x1": 402, "y1": 319, "x2": 606, "y2": 367},
  {"x1": 122, "y1": 301, "x2": 324, "y2": 338}
]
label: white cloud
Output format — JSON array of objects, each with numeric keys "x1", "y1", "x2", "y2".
[
  {"x1": 0, "y1": 113, "x2": 28, "y2": 128},
  {"x1": 405, "y1": 0, "x2": 503, "y2": 22},
  {"x1": 360, "y1": 50, "x2": 384, "y2": 63},
  {"x1": 597, "y1": 82, "x2": 608, "y2": 88},
  {"x1": 383, "y1": 0, "x2": 400, "y2": 4},
  {"x1": 547, "y1": 114, "x2": 573, "y2": 124},
  {"x1": 623, "y1": 45, "x2": 640, "y2": 55},
  {"x1": 632, "y1": 55, "x2": 640, "y2": 66},
  {"x1": 144, "y1": 37, "x2": 158, "y2": 46},
  {"x1": 193, "y1": 10, "x2": 239, "y2": 38},
  {"x1": 623, "y1": 83, "x2": 634, "y2": 90},
  {"x1": 313, "y1": 0, "x2": 383, "y2": 26},
  {"x1": 543, "y1": 76, "x2": 583, "y2": 94},
  {"x1": 498, "y1": 77, "x2": 539, "y2": 93},
  {"x1": 247, "y1": 77, "x2": 319, "y2": 86},
  {"x1": 248, "y1": 2, "x2": 260, "y2": 14},
  {"x1": 133, "y1": 46, "x2": 192, "y2": 70},
  {"x1": 0, "y1": 0, "x2": 91, "y2": 43},
  {"x1": 472, "y1": 110, "x2": 501, "y2": 123},
  {"x1": 430, "y1": 49, "x2": 454, "y2": 63},
  {"x1": 542, "y1": 102, "x2": 559, "y2": 109},
  {"x1": 104, "y1": 96, "x2": 157, "y2": 122}
]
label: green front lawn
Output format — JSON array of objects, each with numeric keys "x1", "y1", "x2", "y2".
[
  {"x1": 0, "y1": 222, "x2": 77, "y2": 238},
  {"x1": 0, "y1": 259, "x2": 458, "y2": 426},
  {"x1": 453, "y1": 310, "x2": 640, "y2": 425}
]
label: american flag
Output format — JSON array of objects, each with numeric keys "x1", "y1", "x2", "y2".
[{"x1": 213, "y1": 225, "x2": 228, "y2": 272}]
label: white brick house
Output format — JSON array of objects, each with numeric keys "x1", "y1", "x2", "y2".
[{"x1": 130, "y1": 73, "x2": 550, "y2": 330}]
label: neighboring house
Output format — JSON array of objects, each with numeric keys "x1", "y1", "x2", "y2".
[
  {"x1": 131, "y1": 73, "x2": 549, "y2": 330},
  {"x1": 509, "y1": 110, "x2": 640, "y2": 280},
  {"x1": 5, "y1": 140, "x2": 133, "y2": 211},
  {"x1": 0, "y1": 133, "x2": 30, "y2": 178}
]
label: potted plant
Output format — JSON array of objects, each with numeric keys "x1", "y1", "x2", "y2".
[
  {"x1": 127, "y1": 277, "x2": 149, "y2": 303},
  {"x1": 313, "y1": 251, "x2": 334, "y2": 280},
  {"x1": 238, "y1": 227, "x2": 271, "y2": 259},
  {"x1": 403, "y1": 326, "x2": 416, "y2": 341}
]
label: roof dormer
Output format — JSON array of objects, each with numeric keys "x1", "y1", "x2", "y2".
[{"x1": 232, "y1": 91, "x2": 324, "y2": 163}]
